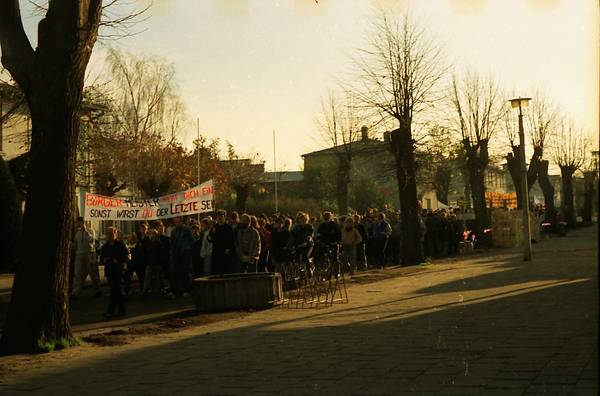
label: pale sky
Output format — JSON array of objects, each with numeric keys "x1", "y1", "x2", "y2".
[{"x1": 18, "y1": 0, "x2": 600, "y2": 170}]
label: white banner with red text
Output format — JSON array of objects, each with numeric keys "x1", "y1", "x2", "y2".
[{"x1": 84, "y1": 180, "x2": 214, "y2": 221}]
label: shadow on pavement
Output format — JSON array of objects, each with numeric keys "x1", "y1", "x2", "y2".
[{"x1": 2, "y1": 229, "x2": 597, "y2": 395}]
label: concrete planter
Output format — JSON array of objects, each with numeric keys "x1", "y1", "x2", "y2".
[{"x1": 192, "y1": 272, "x2": 283, "y2": 312}]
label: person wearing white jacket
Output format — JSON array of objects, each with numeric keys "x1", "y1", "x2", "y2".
[
  {"x1": 199, "y1": 217, "x2": 214, "y2": 276},
  {"x1": 71, "y1": 217, "x2": 101, "y2": 299}
]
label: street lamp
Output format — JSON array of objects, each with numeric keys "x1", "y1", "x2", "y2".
[{"x1": 509, "y1": 97, "x2": 532, "y2": 261}]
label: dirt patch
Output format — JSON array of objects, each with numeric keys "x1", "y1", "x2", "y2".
[
  {"x1": 347, "y1": 265, "x2": 427, "y2": 285},
  {"x1": 81, "y1": 310, "x2": 248, "y2": 347}
]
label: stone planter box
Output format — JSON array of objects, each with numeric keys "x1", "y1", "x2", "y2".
[{"x1": 192, "y1": 272, "x2": 283, "y2": 312}]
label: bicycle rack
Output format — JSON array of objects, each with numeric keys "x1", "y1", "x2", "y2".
[{"x1": 280, "y1": 253, "x2": 349, "y2": 309}]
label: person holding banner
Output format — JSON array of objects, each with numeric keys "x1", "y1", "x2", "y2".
[{"x1": 99, "y1": 227, "x2": 129, "y2": 319}]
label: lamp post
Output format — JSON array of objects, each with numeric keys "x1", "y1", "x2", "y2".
[{"x1": 509, "y1": 97, "x2": 532, "y2": 261}]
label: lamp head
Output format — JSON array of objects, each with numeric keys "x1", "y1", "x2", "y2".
[{"x1": 509, "y1": 97, "x2": 532, "y2": 109}]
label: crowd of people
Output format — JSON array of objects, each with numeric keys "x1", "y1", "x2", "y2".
[{"x1": 71, "y1": 207, "x2": 470, "y2": 319}]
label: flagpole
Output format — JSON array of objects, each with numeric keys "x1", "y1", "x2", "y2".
[{"x1": 273, "y1": 129, "x2": 278, "y2": 214}]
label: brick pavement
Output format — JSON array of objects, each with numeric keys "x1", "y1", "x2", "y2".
[{"x1": 0, "y1": 226, "x2": 597, "y2": 395}]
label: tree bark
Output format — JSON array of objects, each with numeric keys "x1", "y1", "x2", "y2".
[
  {"x1": 335, "y1": 154, "x2": 351, "y2": 214},
  {"x1": 1, "y1": 85, "x2": 80, "y2": 354},
  {"x1": 0, "y1": 0, "x2": 102, "y2": 354},
  {"x1": 390, "y1": 126, "x2": 424, "y2": 266},
  {"x1": 527, "y1": 146, "x2": 542, "y2": 191},
  {"x1": 464, "y1": 139, "x2": 491, "y2": 247},
  {"x1": 537, "y1": 160, "x2": 556, "y2": 224},
  {"x1": 582, "y1": 171, "x2": 595, "y2": 223},
  {"x1": 433, "y1": 165, "x2": 451, "y2": 205},
  {"x1": 559, "y1": 165, "x2": 576, "y2": 228},
  {"x1": 506, "y1": 146, "x2": 522, "y2": 209},
  {"x1": 506, "y1": 145, "x2": 542, "y2": 210}
]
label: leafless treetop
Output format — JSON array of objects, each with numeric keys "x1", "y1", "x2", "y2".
[
  {"x1": 551, "y1": 120, "x2": 588, "y2": 170},
  {"x1": 352, "y1": 12, "x2": 446, "y2": 131},
  {"x1": 450, "y1": 71, "x2": 504, "y2": 144},
  {"x1": 316, "y1": 91, "x2": 365, "y2": 152}
]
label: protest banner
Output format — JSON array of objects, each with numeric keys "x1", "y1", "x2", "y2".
[{"x1": 84, "y1": 180, "x2": 214, "y2": 221}]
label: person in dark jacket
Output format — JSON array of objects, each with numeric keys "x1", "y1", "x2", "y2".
[
  {"x1": 209, "y1": 209, "x2": 236, "y2": 274},
  {"x1": 154, "y1": 221, "x2": 173, "y2": 298},
  {"x1": 371, "y1": 212, "x2": 392, "y2": 267},
  {"x1": 314, "y1": 211, "x2": 341, "y2": 265},
  {"x1": 170, "y1": 217, "x2": 195, "y2": 297},
  {"x1": 353, "y1": 214, "x2": 368, "y2": 270},
  {"x1": 143, "y1": 228, "x2": 163, "y2": 295},
  {"x1": 99, "y1": 227, "x2": 130, "y2": 319},
  {"x1": 271, "y1": 217, "x2": 291, "y2": 275},
  {"x1": 124, "y1": 222, "x2": 150, "y2": 295},
  {"x1": 288, "y1": 212, "x2": 314, "y2": 265},
  {"x1": 190, "y1": 223, "x2": 203, "y2": 278}
]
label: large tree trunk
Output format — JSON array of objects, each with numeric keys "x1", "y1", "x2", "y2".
[
  {"x1": 391, "y1": 126, "x2": 424, "y2": 266},
  {"x1": 0, "y1": 1, "x2": 102, "y2": 354},
  {"x1": 464, "y1": 140, "x2": 491, "y2": 248},
  {"x1": 538, "y1": 160, "x2": 556, "y2": 224},
  {"x1": 506, "y1": 146, "x2": 522, "y2": 209},
  {"x1": 559, "y1": 165, "x2": 576, "y2": 228},
  {"x1": 335, "y1": 154, "x2": 351, "y2": 214},
  {"x1": 582, "y1": 171, "x2": 595, "y2": 223},
  {"x1": 468, "y1": 165, "x2": 490, "y2": 246},
  {"x1": 506, "y1": 146, "x2": 542, "y2": 210},
  {"x1": 1, "y1": 87, "x2": 79, "y2": 354},
  {"x1": 527, "y1": 146, "x2": 542, "y2": 191}
]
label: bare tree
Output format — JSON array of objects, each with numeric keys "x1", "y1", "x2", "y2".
[
  {"x1": 0, "y1": 0, "x2": 103, "y2": 354},
  {"x1": 417, "y1": 125, "x2": 460, "y2": 205},
  {"x1": 450, "y1": 72, "x2": 504, "y2": 246},
  {"x1": 79, "y1": 49, "x2": 187, "y2": 197},
  {"x1": 105, "y1": 48, "x2": 183, "y2": 144},
  {"x1": 503, "y1": 90, "x2": 557, "y2": 214},
  {"x1": 551, "y1": 121, "x2": 587, "y2": 227},
  {"x1": 352, "y1": 12, "x2": 445, "y2": 265},
  {"x1": 316, "y1": 91, "x2": 366, "y2": 214},
  {"x1": 221, "y1": 143, "x2": 264, "y2": 213}
]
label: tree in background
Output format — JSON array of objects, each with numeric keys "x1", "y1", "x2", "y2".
[
  {"x1": 353, "y1": 12, "x2": 445, "y2": 265},
  {"x1": 450, "y1": 72, "x2": 504, "y2": 246},
  {"x1": 551, "y1": 121, "x2": 587, "y2": 227},
  {"x1": 0, "y1": 0, "x2": 103, "y2": 354},
  {"x1": 417, "y1": 125, "x2": 461, "y2": 205},
  {"x1": 316, "y1": 91, "x2": 365, "y2": 214},
  {"x1": 503, "y1": 90, "x2": 557, "y2": 213},
  {"x1": 80, "y1": 49, "x2": 188, "y2": 198},
  {"x1": 220, "y1": 143, "x2": 264, "y2": 213}
]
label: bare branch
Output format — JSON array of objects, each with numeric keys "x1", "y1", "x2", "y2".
[
  {"x1": 0, "y1": 0, "x2": 35, "y2": 93},
  {"x1": 449, "y1": 71, "x2": 504, "y2": 146},
  {"x1": 550, "y1": 119, "x2": 588, "y2": 171},
  {"x1": 350, "y1": 11, "x2": 446, "y2": 131}
]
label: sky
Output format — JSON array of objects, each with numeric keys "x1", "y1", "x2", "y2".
[{"x1": 16, "y1": 0, "x2": 600, "y2": 171}]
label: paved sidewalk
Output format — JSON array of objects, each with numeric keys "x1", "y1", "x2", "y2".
[{"x1": 0, "y1": 227, "x2": 597, "y2": 395}]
